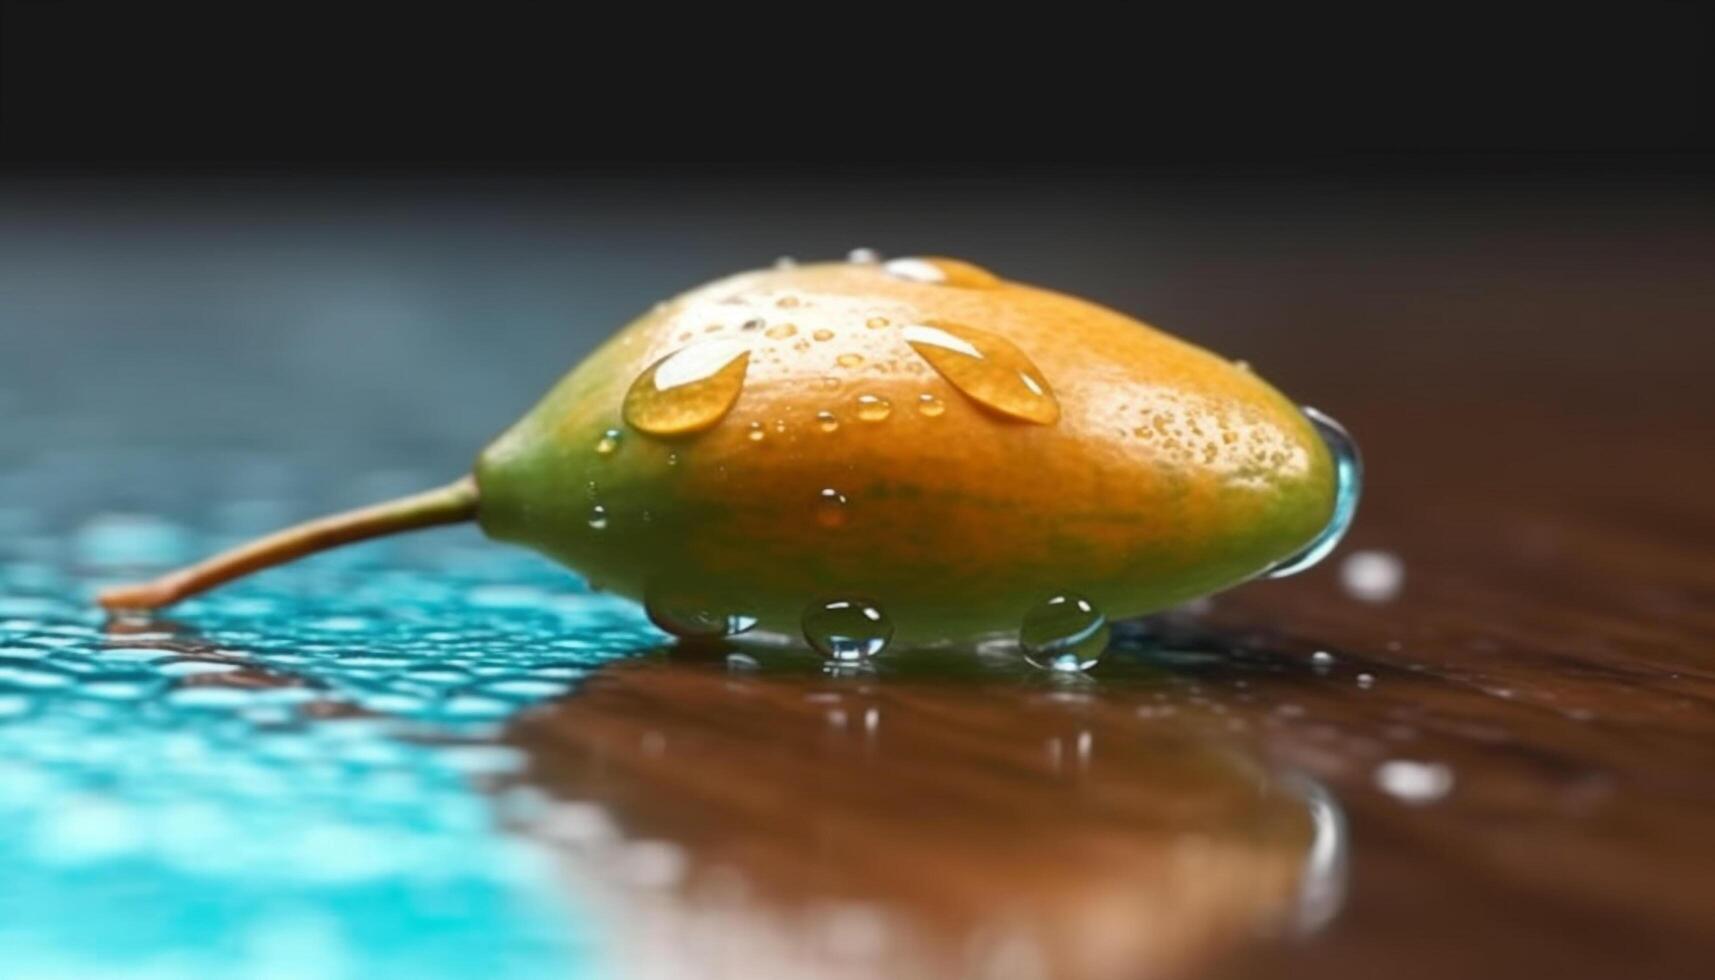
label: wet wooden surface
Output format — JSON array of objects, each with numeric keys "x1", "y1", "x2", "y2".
[{"x1": 503, "y1": 221, "x2": 1715, "y2": 979}]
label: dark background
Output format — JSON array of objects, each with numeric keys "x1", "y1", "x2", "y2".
[{"x1": 5, "y1": 4, "x2": 1714, "y2": 172}]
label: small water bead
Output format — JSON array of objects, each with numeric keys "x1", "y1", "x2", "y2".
[
  {"x1": 836, "y1": 353, "x2": 866, "y2": 368},
  {"x1": 882, "y1": 256, "x2": 1000, "y2": 288},
  {"x1": 1019, "y1": 594, "x2": 1110, "y2": 672},
  {"x1": 902, "y1": 321, "x2": 1059, "y2": 425},
  {"x1": 595, "y1": 429, "x2": 622, "y2": 456},
  {"x1": 645, "y1": 593, "x2": 758, "y2": 640},
  {"x1": 865, "y1": 316, "x2": 890, "y2": 330},
  {"x1": 847, "y1": 247, "x2": 881, "y2": 264},
  {"x1": 765, "y1": 322, "x2": 798, "y2": 340},
  {"x1": 747, "y1": 422, "x2": 767, "y2": 442},
  {"x1": 1375, "y1": 760, "x2": 1454, "y2": 804},
  {"x1": 854, "y1": 394, "x2": 892, "y2": 422},
  {"x1": 915, "y1": 393, "x2": 946, "y2": 417},
  {"x1": 774, "y1": 256, "x2": 798, "y2": 268},
  {"x1": 623, "y1": 337, "x2": 752, "y2": 436},
  {"x1": 776, "y1": 295, "x2": 801, "y2": 309},
  {"x1": 588, "y1": 505, "x2": 609, "y2": 530},
  {"x1": 816, "y1": 489, "x2": 849, "y2": 528},
  {"x1": 803, "y1": 599, "x2": 894, "y2": 662},
  {"x1": 812, "y1": 328, "x2": 835, "y2": 342},
  {"x1": 741, "y1": 318, "x2": 765, "y2": 332},
  {"x1": 816, "y1": 411, "x2": 840, "y2": 433}
]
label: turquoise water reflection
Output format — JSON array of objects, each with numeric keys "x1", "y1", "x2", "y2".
[{"x1": 0, "y1": 500, "x2": 664, "y2": 979}]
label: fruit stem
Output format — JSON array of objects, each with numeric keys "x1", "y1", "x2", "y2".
[{"x1": 97, "y1": 475, "x2": 479, "y2": 611}]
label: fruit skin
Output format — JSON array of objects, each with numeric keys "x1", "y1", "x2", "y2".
[{"x1": 476, "y1": 259, "x2": 1334, "y2": 646}]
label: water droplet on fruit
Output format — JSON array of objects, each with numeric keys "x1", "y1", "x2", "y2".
[
  {"x1": 774, "y1": 256, "x2": 797, "y2": 269},
  {"x1": 836, "y1": 353, "x2": 865, "y2": 368},
  {"x1": 816, "y1": 489, "x2": 848, "y2": 528},
  {"x1": 776, "y1": 295, "x2": 801, "y2": 309},
  {"x1": 803, "y1": 599, "x2": 893, "y2": 662},
  {"x1": 883, "y1": 256, "x2": 1000, "y2": 288},
  {"x1": 847, "y1": 247, "x2": 881, "y2": 264},
  {"x1": 866, "y1": 316, "x2": 890, "y2": 330},
  {"x1": 813, "y1": 328, "x2": 834, "y2": 342},
  {"x1": 766, "y1": 322, "x2": 798, "y2": 339},
  {"x1": 741, "y1": 317, "x2": 765, "y2": 332},
  {"x1": 588, "y1": 505, "x2": 609, "y2": 530},
  {"x1": 595, "y1": 429, "x2": 622, "y2": 456},
  {"x1": 816, "y1": 411, "x2": 840, "y2": 433},
  {"x1": 915, "y1": 393, "x2": 945, "y2": 417},
  {"x1": 1020, "y1": 594, "x2": 1108, "y2": 671},
  {"x1": 854, "y1": 394, "x2": 892, "y2": 422},
  {"x1": 902, "y1": 321, "x2": 1058, "y2": 425},
  {"x1": 747, "y1": 422, "x2": 766, "y2": 442},
  {"x1": 623, "y1": 338, "x2": 751, "y2": 436},
  {"x1": 646, "y1": 593, "x2": 758, "y2": 640}
]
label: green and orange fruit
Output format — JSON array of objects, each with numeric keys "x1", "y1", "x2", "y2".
[{"x1": 100, "y1": 255, "x2": 1360, "y2": 668}]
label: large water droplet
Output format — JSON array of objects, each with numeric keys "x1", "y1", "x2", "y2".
[
  {"x1": 1262, "y1": 407, "x2": 1363, "y2": 579},
  {"x1": 816, "y1": 411, "x2": 840, "y2": 433},
  {"x1": 646, "y1": 592, "x2": 758, "y2": 640},
  {"x1": 902, "y1": 321, "x2": 1059, "y2": 425},
  {"x1": 882, "y1": 256, "x2": 999, "y2": 288},
  {"x1": 595, "y1": 429, "x2": 622, "y2": 456},
  {"x1": 624, "y1": 338, "x2": 751, "y2": 436},
  {"x1": 854, "y1": 394, "x2": 892, "y2": 422},
  {"x1": 1020, "y1": 594, "x2": 1109, "y2": 672},
  {"x1": 915, "y1": 392, "x2": 945, "y2": 417},
  {"x1": 587, "y1": 505, "x2": 609, "y2": 530},
  {"x1": 803, "y1": 599, "x2": 893, "y2": 662}
]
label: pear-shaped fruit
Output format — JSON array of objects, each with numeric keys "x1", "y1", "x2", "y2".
[{"x1": 100, "y1": 256, "x2": 1359, "y2": 662}]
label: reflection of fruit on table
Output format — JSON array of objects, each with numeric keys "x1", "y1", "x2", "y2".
[{"x1": 507, "y1": 654, "x2": 1343, "y2": 980}]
